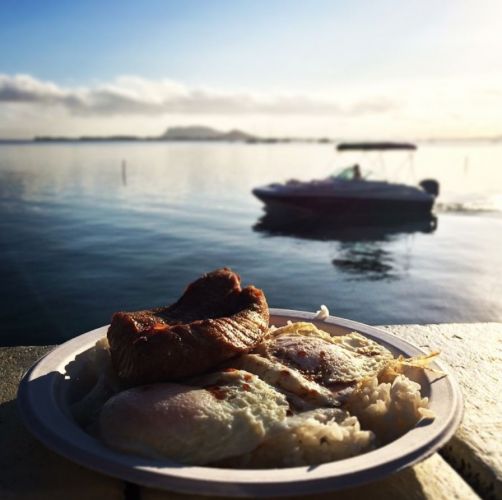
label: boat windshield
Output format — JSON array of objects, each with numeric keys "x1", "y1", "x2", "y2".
[{"x1": 333, "y1": 164, "x2": 365, "y2": 181}]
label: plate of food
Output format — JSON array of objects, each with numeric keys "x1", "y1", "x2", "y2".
[{"x1": 18, "y1": 268, "x2": 463, "y2": 497}]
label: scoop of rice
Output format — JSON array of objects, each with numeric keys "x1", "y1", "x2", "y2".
[
  {"x1": 345, "y1": 374, "x2": 433, "y2": 444},
  {"x1": 228, "y1": 408, "x2": 374, "y2": 468}
]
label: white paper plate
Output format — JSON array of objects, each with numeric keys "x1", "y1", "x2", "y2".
[{"x1": 18, "y1": 310, "x2": 463, "y2": 497}]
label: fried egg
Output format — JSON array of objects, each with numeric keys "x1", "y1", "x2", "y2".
[
  {"x1": 255, "y1": 322, "x2": 393, "y2": 388},
  {"x1": 99, "y1": 369, "x2": 288, "y2": 465}
]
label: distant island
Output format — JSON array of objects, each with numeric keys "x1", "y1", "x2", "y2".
[
  {"x1": 160, "y1": 126, "x2": 254, "y2": 142},
  {"x1": 32, "y1": 125, "x2": 334, "y2": 144}
]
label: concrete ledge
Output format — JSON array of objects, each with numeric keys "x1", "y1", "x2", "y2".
[
  {"x1": 142, "y1": 453, "x2": 477, "y2": 500},
  {"x1": 0, "y1": 346, "x2": 123, "y2": 500},
  {"x1": 381, "y1": 323, "x2": 502, "y2": 499}
]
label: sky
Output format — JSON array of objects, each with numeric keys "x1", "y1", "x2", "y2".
[{"x1": 1, "y1": 0, "x2": 502, "y2": 139}]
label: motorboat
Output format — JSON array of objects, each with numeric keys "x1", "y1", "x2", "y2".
[{"x1": 252, "y1": 142, "x2": 439, "y2": 220}]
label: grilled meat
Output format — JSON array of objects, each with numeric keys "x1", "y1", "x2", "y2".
[{"x1": 107, "y1": 268, "x2": 269, "y2": 386}]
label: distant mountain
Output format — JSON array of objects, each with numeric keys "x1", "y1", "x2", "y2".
[
  {"x1": 160, "y1": 126, "x2": 257, "y2": 142},
  {"x1": 222, "y1": 129, "x2": 257, "y2": 141}
]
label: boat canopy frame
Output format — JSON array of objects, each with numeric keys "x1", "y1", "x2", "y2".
[{"x1": 333, "y1": 142, "x2": 417, "y2": 183}]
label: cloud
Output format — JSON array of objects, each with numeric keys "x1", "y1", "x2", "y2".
[{"x1": 0, "y1": 74, "x2": 396, "y2": 116}]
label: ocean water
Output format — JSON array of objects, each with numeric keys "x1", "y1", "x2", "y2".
[{"x1": 1, "y1": 141, "x2": 501, "y2": 346}]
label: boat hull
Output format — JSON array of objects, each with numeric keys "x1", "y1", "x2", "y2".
[{"x1": 253, "y1": 190, "x2": 434, "y2": 220}]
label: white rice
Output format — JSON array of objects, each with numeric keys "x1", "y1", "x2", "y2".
[
  {"x1": 345, "y1": 374, "x2": 433, "y2": 444},
  {"x1": 231, "y1": 408, "x2": 374, "y2": 468},
  {"x1": 238, "y1": 372, "x2": 433, "y2": 467}
]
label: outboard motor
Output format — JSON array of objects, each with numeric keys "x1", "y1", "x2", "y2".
[{"x1": 419, "y1": 179, "x2": 440, "y2": 197}]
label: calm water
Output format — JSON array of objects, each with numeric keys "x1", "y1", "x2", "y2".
[{"x1": 1, "y1": 142, "x2": 501, "y2": 345}]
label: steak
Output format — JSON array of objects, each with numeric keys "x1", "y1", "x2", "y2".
[{"x1": 107, "y1": 268, "x2": 269, "y2": 386}]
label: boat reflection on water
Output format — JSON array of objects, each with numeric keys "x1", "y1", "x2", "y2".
[{"x1": 253, "y1": 207, "x2": 438, "y2": 281}]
